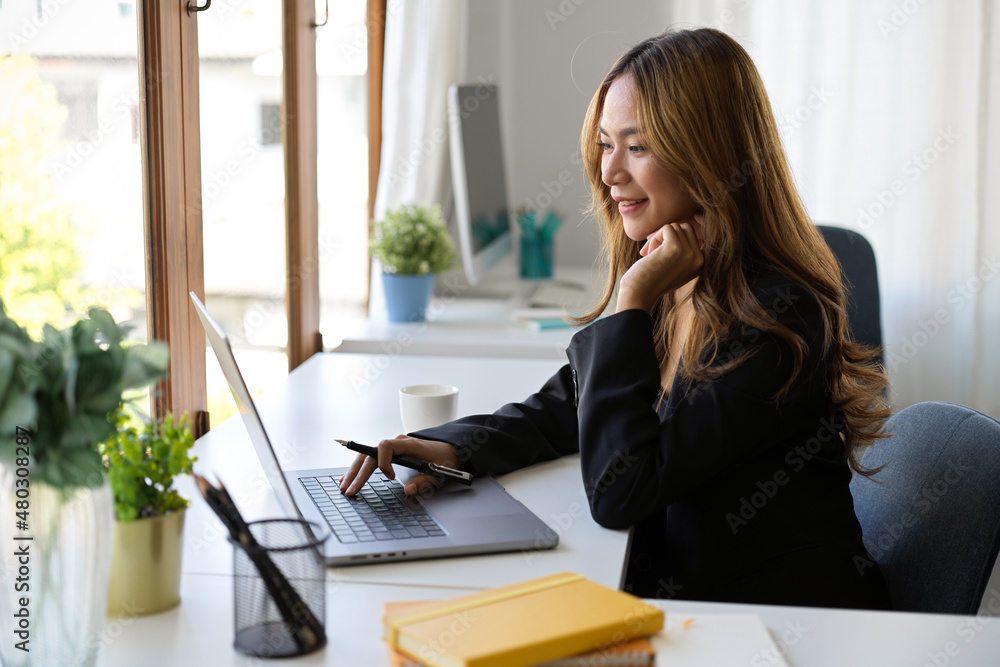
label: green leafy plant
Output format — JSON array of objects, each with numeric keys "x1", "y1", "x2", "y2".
[
  {"x1": 99, "y1": 411, "x2": 196, "y2": 522},
  {"x1": 370, "y1": 203, "x2": 457, "y2": 275},
  {"x1": 0, "y1": 300, "x2": 170, "y2": 489}
]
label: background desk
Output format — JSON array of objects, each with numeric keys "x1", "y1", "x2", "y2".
[
  {"x1": 342, "y1": 265, "x2": 604, "y2": 359},
  {"x1": 97, "y1": 352, "x2": 1000, "y2": 666},
  {"x1": 336, "y1": 297, "x2": 579, "y2": 359}
]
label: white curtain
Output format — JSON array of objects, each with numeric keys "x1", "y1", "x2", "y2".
[
  {"x1": 670, "y1": 0, "x2": 1000, "y2": 416},
  {"x1": 373, "y1": 0, "x2": 462, "y2": 216},
  {"x1": 369, "y1": 0, "x2": 463, "y2": 314}
]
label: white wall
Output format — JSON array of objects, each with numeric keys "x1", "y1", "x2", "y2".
[{"x1": 461, "y1": 0, "x2": 673, "y2": 267}]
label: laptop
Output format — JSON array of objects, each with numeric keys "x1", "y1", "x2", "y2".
[{"x1": 190, "y1": 292, "x2": 559, "y2": 566}]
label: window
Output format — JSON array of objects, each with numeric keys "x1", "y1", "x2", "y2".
[
  {"x1": 317, "y1": 0, "x2": 372, "y2": 346},
  {"x1": 260, "y1": 102, "x2": 282, "y2": 146},
  {"x1": 198, "y1": 1, "x2": 289, "y2": 423},
  {"x1": 2, "y1": 0, "x2": 379, "y2": 430},
  {"x1": 0, "y1": 4, "x2": 147, "y2": 344},
  {"x1": 53, "y1": 80, "x2": 99, "y2": 142}
]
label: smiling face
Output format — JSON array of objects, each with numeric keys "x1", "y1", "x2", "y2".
[{"x1": 599, "y1": 74, "x2": 698, "y2": 242}]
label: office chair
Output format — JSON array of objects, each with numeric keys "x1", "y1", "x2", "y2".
[
  {"x1": 816, "y1": 225, "x2": 883, "y2": 366},
  {"x1": 851, "y1": 401, "x2": 1000, "y2": 614}
]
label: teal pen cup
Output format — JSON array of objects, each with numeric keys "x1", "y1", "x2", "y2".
[{"x1": 520, "y1": 234, "x2": 554, "y2": 279}]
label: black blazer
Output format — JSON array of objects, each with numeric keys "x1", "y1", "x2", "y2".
[{"x1": 415, "y1": 277, "x2": 890, "y2": 609}]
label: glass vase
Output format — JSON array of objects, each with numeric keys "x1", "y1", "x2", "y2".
[{"x1": 0, "y1": 465, "x2": 114, "y2": 667}]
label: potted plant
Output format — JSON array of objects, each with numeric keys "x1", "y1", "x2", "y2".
[
  {"x1": 99, "y1": 409, "x2": 196, "y2": 616},
  {"x1": 371, "y1": 203, "x2": 457, "y2": 322},
  {"x1": 0, "y1": 301, "x2": 169, "y2": 667}
]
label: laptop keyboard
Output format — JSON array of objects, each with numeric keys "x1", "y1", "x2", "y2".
[{"x1": 299, "y1": 471, "x2": 446, "y2": 544}]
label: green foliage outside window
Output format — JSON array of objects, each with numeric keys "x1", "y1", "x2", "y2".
[{"x1": 0, "y1": 54, "x2": 89, "y2": 335}]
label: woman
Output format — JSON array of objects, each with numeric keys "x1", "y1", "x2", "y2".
[{"x1": 340, "y1": 28, "x2": 892, "y2": 609}]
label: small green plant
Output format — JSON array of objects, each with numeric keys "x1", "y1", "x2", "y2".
[
  {"x1": 99, "y1": 411, "x2": 196, "y2": 522},
  {"x1": 370, "y1": 203, "x2": 457, "y2": 275},
  {"x1": 0, "y1": 301, "x2": 170, "y2": 489}
]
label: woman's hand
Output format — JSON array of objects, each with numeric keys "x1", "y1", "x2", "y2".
[
  {"x1": 617, "y1": 214, "x2": 705, "y2": 314},
  {"x1": 338, "y1": 435, "x2": 461, "y2": 497}
]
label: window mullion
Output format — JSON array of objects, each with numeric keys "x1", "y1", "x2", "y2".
[
  {"x1": 137, "y1": 0, "x2": 208, "y2": 434},
  {"x1": 283, "y1": 0, "x2": 322, "y2": 370}
]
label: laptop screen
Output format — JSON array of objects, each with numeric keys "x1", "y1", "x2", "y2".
[{"x1": 189, "y1": 292, "x2": 301, "y2": 519}]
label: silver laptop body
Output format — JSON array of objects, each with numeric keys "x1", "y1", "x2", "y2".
[{"x1": 191, "y1": 292, "x2": 559, "y2": 565}]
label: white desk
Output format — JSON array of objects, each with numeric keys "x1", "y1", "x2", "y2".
[
  {"x1": 336, "y1": 297, "x2": 578, "y2": 360},
  {"x1": 176, "y1": 353, "x2": 626, "y2": 591},
  {"x1": 99, "y1": 352, "x2": 1000, "y2": 666},
  {"x1": 97, "y1": 572, "x2": 1000, "y2": 666}
]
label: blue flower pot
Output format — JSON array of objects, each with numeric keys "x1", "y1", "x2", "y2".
[{"x1": 383, "y1": 273, "x2": 436, "y2": 322}]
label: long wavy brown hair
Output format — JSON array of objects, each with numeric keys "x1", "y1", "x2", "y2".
[{"x1": 576, "y1": 28, "x2": 889, "y2": 475}]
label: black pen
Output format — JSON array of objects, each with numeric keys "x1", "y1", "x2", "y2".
[{"x1": 335, "y1": 439, "x2": 473, "y2": 486}]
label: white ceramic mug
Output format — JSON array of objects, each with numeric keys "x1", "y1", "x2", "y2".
[{"x1": 399, "y1": 384, "x2": 459, "y2": 433}]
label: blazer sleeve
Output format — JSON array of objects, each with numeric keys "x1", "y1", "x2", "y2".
[
  {"x1": 568, "y1": 282, "x2": 828, "y2": 529},
  {"x1": 409, "y1": 363, "x2": 581, "y2": 476}
]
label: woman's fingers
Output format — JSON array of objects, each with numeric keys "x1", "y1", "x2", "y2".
[
  {"x1": 339, "y1": 453, "x2": 379, "y2": 497},
  {"x1": 403, "y1": 474, "x2": 447, "y2": 497},
  {"x1": 642, "y1": 222, "x2": 696, "y2": 259},
  {"x1": 676, "y1": 222, "x2": 700, "y2": 253},
  {"x1": 377, "y1": 434, "x2": 409, "y2": 479},
  {"x1": 338, "y1": 436, "x2": 461, "y2": 497}
]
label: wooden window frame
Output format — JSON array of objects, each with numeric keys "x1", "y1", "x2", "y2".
[
  {"x1": 137, "y1": 0, "x2": 208, "y2": 435},
  {"x1": 137, "y1": 0, "x2": 378, "y2": 431},
  {"x1": 367, "y1": 0, "x2": 387, "y2": 313},
  {"x1": 283, "y1": 0, "x2": 322, "y2": 370}
]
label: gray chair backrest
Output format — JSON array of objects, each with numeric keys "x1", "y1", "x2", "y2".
[
  {"x1": 817, "y1": 225, "x2": 883, "y2": 367},
  {"x1": 851, "y1": 402, "x2": 1000, "y2": 614}
]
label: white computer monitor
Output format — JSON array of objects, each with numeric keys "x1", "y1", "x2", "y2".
[{"x1": 447, "y1": 83, "x2": 513, "y2": 285}]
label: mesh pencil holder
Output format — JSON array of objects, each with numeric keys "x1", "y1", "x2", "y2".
[{"x1": 230, "y1": 518, "x2": 329, "y2": 658}]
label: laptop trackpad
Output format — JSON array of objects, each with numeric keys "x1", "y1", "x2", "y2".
[{"x1": 419, "y1": 480, "x2": 521, "y2": 522}]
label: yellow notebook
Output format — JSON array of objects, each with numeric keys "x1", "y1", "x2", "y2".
[{"x1": 382, "y1": 572, "x2": 664, "y2": 667}]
